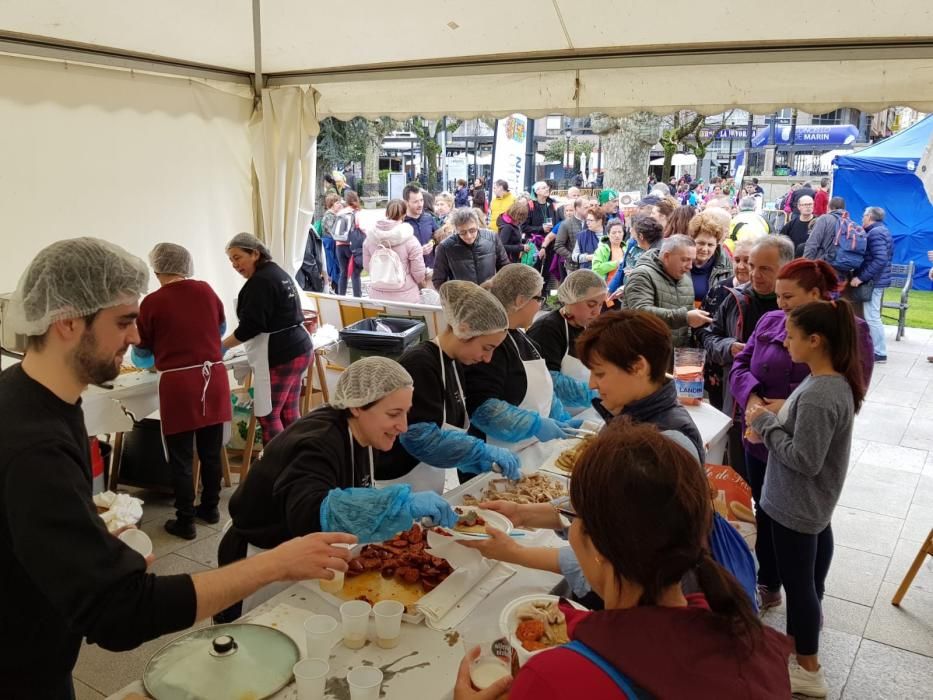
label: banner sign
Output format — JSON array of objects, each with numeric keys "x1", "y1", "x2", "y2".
[{"x1": 491, "y1": 114, "x2": 528, "y2": 195}]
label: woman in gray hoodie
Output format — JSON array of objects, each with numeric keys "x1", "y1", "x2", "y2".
[{"x1": 363, "y1": 199, "x2": 427, "y2": 304}]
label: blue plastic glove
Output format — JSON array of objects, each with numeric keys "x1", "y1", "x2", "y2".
[
  {"x1": 320, "y1": 484, "x2": 414, "y2": 543},
  {"x1": 482, "y1": 444, "x2": 521, "y2": 480},
  {"x1": 471, "y1": 399, "x2": 540, "y2": 443},
  {"x1": 562, "y1": 417, "x2": 586, "y2": 430},
  {"x1": 400, "y1": 422, "x2": 509, "y2": 476},
  {"x1": 549, "y1": 395, "x2": 572, "y2": 423},
  {"x1": 407, "y1": 491, "x2": 457, "y2": 528},
  {"x1": 534, "y1": 416, "x2": 574, "y2": 442},
  {"x1": 130, "y1": 345, "x2": 155, "y2": 369},
  {"x1": 550, "y1": 370, "x2": 597, "y2": 408}
]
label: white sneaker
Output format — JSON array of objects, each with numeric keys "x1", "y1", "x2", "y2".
[{"x1": 789, "y1": 663, "x2": 828, "y2": 697}]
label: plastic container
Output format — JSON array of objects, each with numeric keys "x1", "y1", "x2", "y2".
[
  {"x1": 372, "y1": 600, "x2": 404, "y2": 649},
  {"x1": 303, "y1": 615, "x2": 339, "y2": 661},
  {"x1": 293, "y1": 658, "x2": 329, "y2": 700},
  {"x1": 673, "y1": 347, "x2": 706, "y2": 405},
  {"x1": 347, "y1": 666, "x2": 383, "y2": 700},
  {"x1": 339, "y1": 600, "x2": 371, "y2": 650},
  {"x1": 338, "y1": 317, "x2": 425, "y2": 359},
  {"x1": 118, "y1": 528, "x2": 153, "y2": 558},
  {"x1": 470, "y1": 655, "x2": 511, "y2": 690}
]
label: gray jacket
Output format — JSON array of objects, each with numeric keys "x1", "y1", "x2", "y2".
[
  {"x1": 622, "y1": 249, "x2": 695, "y2": 347},
  {"x1": 803, "y1": 210, "x2": 846, "y2": 261},
  {"x1": 554, "y1": 216, "x2": 585, "y2": 271}
]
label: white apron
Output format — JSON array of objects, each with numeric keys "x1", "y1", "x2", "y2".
[
  {"x1": 238, "y1": 425, "x2": 374, "y2": 615},
  {"x1": 156, "y1": 360, "x2": 230, "y2": 461},
  {"x1": 242, "y1": 322, "x2": 311, "y2": 418},
  {"x1": 560, "y1": 317, "x2": 592, "y2": 417},
  {"x1": 487, "y1": 332, "x2": 554, "y2": 473},
  {"x1": 376, "y1": 342, "x2": 468, "y2": 494}
]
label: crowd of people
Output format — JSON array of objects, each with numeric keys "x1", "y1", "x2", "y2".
[{"x1": 1, "y1": 163, "x2": 897, "y2": 698}]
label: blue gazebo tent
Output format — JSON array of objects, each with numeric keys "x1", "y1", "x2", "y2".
[{"x1": 833, "y1": 116, "x2": 933, "y2": 291}]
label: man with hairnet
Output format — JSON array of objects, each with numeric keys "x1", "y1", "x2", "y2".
[
  {"x1": 528, "y1": 269, "x2": 607, "y2": 411},
  {"x1": 131, "y1": 243, "x2": 231, "y2": 540},
  {"x1": 217, "y1": 355, "x2": 458, "y2": 620},
  {"x1": 375, "y1": 281, "x2": 520, "y2": 491},
  {"x1": 0, "y1": 238, "x2": 356, "y2": 699}
]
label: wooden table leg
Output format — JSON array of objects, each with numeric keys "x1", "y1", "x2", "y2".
[
  {"x1": 891, "y1": 529, "x2": 933, "y2": 606},
  {"x1": 192, "y1": 453, "x2": 201, "y2": 495},
  {"x1": 221, "y1": 447, "x2": 232, "y2": 487},
  {"x1": 242, "y1": 414, "x2": 257, "y2": 482}
]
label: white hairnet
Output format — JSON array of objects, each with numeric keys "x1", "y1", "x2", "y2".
[
  {"x1": 558, "y1": 269, "x2": 608, "y2": 305},
  {"x1": 439, "y1": 281, "x2": 508, "y2": 340},
  {"x1": 226, "y1": 232, "x2": 272, "y2": 260},
  {"x1": 149, "y1": 242, "x2": 194, "y2": 278},
  {"x1": 331, "y1": 356, "x2": 414, "y2": 409},
  {"x1": 484, "y1": 264, "x2": 543, "y2": 311},
  {"x1": 9, "y1": 237, "x2": 149, "y2": 336}
]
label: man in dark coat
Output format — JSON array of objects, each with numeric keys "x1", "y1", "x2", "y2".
[{"x1": 432, "y1": 208, "x2": 510, "y2": 288}]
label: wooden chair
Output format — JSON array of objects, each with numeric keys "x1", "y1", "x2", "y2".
[
  {"x1": 891, "y1": 528, "x2": 933, "y2": 606},
  {"x1": 300, "y1": 348, "x2": 330, "y2": 415},
  {"x1": 192, "y1": 447, "x2": 233, "y2": 493}
]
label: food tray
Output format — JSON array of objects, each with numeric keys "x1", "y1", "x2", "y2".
[
  {"x1": 537, "y1": 437, "x2": 586, "y2": 477},
  {"x1": 444, "y1": 471, "x2": 569, "y2": 507},
  {"x1": 499, "y1": 594, "x2": 588, "y2": 666}
]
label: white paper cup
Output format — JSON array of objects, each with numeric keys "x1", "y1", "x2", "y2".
[
  {"x1": 372, "y1": 600, "x2": 404, "y2": 649},
  {"x1": 346, "y1": 666, "x2": 382, "y2": 700},
  {"x1": 470, "y1": 655, "x2": 511, "y2": 690},
  {"x1": 319, "y1": 543, "x2": 352, "y2": 593},
  {"x1": 293, "y1": 658, "x2": 329, "y2": 700},
  {"x1": 118, "y1": 529, "x2": 152, "y2": 558},
  {"x1": 339, "y1": 600, "x2": 371, "y2": 650},
  {"x1": 304, "y1": 614, "x2": 339, "y2": 660}
]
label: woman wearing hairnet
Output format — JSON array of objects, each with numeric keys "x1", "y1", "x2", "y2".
[
  {"x1": 131, "y1": 243, "x2": 232, "y2": 540},
  {"x1": 216, "y1": 356, "x2": 457, "y2": 620},
  {"x1": 374, "y1": 282, "x2": 520, "y2": 492},
  {"x1": 527, "y1": 269, "x2": 607, "y2": 416},
  {"x1": 221, "y1": 233, "x2": 313, "y2": 445},
  {"x1": 464, "y1": 265, "x2": 583, "y2": 472}
]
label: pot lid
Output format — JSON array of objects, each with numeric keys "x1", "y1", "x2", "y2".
[{"x1": 143, "y1": 623, "x2": 300, "y2": 700}]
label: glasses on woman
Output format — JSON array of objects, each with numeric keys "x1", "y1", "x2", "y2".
[{"x1": 532, "y1": 294, "x2": 546, "y2": 303}]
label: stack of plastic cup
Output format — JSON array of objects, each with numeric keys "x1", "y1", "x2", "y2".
[
  {"x1": 347, "y1": 666, "x2": 383, "y2": 700},
  {"x1": 304, "y1": 614, "x2": 339, "y2": 660},
  {"x1": 372, "y1": 600, "x2": 404, "y2": 649},
  {"x1": 339, "y1": 600, "x2": 371, "y2": 650},
  {"x1": 293, "y1": 658, "x2": 329, "y2": 700}
]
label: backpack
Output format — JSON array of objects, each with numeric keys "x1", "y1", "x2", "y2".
[
  {"x1": 829, "y1": 212, "x2": 868, "y2": 273},
  {"x1": 332, "y1": 210, "x2": 356, "y2": 243},
  {"x1": 368, "y1": 243, "x2": 407, "y2": 289}
]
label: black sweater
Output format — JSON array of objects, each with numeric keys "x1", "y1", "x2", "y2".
[
  {"x1": 465, "y1": 329, "x2": 542, "y2": 440},
  {"x1": 0, "y1": 366, "x2": 196, "y2": 697},
  {"x1": 233, "y1": 261, "x2": 312, "y2": 367},
  {"x1": 527, "y1": 309, "x2": 582, "y2": 373},
  {"x1": 374, "y1": 342, "x2": 467, "y2": 480},
  {"x1": 228, "y1": 406, "x2": 371, "y2": 549}
]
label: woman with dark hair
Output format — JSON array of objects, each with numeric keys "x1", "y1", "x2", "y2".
[
  {"x1": 744, "y1": 300, "x2": 863, "y2": 697},
  {"x1": 222, "y1": 233, "x2": 313, "y2": 445},
  {"x1": 334, "y1": 190, "x2": 365, "y2": 297},
  {"x1": 662, "y1": 204, "x2": 696, "y2": 238},
  {"x1": 606, "y1": 214, "x2": 664, "y2": 303},
  {"x1": 571, "y1": 207, "x2": 605, "y2": 270},
  {"x1": 470, "y1": 176, "x2": 487, "y2": 213},
  {"x1": 454, "y1": 420, "x2": 792, "y2": 700},
  {"x1": 463, "y1": 310, "x2": 758, "y2": 611},
  {"x1": 730, "y1": 258, "x2": 873, "y2": 617},
  {"x1": 497, "y1": 197, "x2": 529, "y2": 263}
]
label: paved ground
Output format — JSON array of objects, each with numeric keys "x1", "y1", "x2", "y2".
[{"x1": 74, "y1": 326, "x2": 933, "y2": 699}]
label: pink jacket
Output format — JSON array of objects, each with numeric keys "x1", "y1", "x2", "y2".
[{"x1": 362, "y1": 219, "x2": 426, "y2": 304}]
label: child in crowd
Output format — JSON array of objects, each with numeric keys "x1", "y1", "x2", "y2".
[{"x1": 745, "y1": 299, "x2": 864, "y2": 698}]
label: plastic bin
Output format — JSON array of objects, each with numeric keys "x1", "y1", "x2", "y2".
[{"x1": 339, "y1": 317, "x2": 425, "y2": 361}]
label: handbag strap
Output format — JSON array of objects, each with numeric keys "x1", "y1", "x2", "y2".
[{"x1": 563, "y1": 640, "x2": 643, "y2": 698}]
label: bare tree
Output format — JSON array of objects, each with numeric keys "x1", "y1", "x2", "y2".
[{"x1": 591, "y1": 112, "x2": 662, "y2": 192}]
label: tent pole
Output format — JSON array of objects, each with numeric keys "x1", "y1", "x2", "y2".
[{"x1": 251, "y1": 0, "x2": 264, "y2": 102}]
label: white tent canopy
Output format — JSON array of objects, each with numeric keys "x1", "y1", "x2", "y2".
[{"x1": 2, "y1": 1, "x2": 933, "y2": 306}]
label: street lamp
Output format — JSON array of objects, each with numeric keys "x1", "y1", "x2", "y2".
[{"x1": 564, "y1": 126, "x2": 573, "y2": 186}]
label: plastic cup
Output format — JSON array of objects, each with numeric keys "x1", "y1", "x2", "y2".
[
  {"x1": 470, "y1": 655, "x2": 511, "y2": 690},
  {"x1": 319, "y1": 543, "x2": 352, "y2": 593},
  {"x1": 346, "y1": 666, "x2": 383, "y2": 700},
  {"x1": 293, "y1": 658, "x2": 329, "y2": 700},
  {"x1": 372, "y1": 600, "x2": 404, "y2": 649},
  {"x1": 304, "y1": 614, "x2": 339, "y2": 660},
  {"x1": 339, "y1": 600, "x2": 371, "y2": 650},
  {"x1": 118, "y1": 529, "x2": 152, "y2": 558}
]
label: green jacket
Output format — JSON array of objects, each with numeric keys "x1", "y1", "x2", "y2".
[
  {"x1": 622, "y1": 248, "x2": 696, "y2": 347},
  {"x1": 592, "y1": 240, "x2": 622, "y2": 279}
]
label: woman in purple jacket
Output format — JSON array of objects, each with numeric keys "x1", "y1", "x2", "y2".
[{"x1": 730, "y1": 258, "x2": 873, "y2": 610}]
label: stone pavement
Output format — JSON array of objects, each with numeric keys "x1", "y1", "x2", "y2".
[{"x1": 73, "y1": 327, "x2": 933, "y2": 699}]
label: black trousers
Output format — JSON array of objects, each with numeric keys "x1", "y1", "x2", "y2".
[
  {"x1": 746, "y1": 450, "x2": 781, "y2": 591},
  {"x1": 771, "y1": 519, "x2": 834, "y2": 656},
  {"x1": 164, "y1": 423, "x2": 224, "y2": 522},
  {"x1": 337, "y1": 245, "x2": 361, "y2": 297}
]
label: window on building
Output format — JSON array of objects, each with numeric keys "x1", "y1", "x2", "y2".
[{"x1": 810, "y1": 110, "x2": 843, "y2": 125}]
